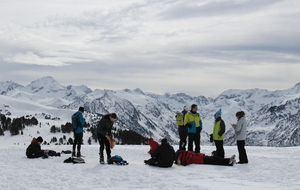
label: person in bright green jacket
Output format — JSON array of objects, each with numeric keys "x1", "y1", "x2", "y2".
[
  {"x1": 212, "y1": 109, "x2": 225, "y2": 158},
  {"x1": 184, "y1": 104, "x2": 202, "y2": 153},
  {"x1": 176, "y1": 106, "x2": 189, "y2": 150}
]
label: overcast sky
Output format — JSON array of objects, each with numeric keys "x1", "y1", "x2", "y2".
[{"x1": 1, "y1": 0, "x2": 299, "y2": 97}]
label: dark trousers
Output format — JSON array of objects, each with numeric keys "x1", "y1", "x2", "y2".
[
  {"x1": 146, "y1": 157, "x2": 172, "y2": 168},
  {"x1": 27, "y1": 153, "x2": 47, "y2": 159},
  {"x1": 178, "y1": 127, "x2": 188, "y2": 150},
  {"x1": 188, "y1": 133, "x2": 200, "y2": 153},
  {"x1": 147, "y1": 157, "x2": 159, "y2": 166},
  {"x1": 204, "y1": 156, "x2": 231, "y2": 166},
  {"x1": 73, "y1": 133, "x2": 83, "y2": 153},
  {"x1": 97, "y1": 133, "x2": 111, "y2": 159},
  {"x1": 214, "y1": 140, "x2": 225, "y2": 158},
  {"x1": 237, "y1": 140, "x2": 248, "y2": 163}
]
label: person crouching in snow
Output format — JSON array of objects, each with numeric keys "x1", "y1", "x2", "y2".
[
  {"x1": 144, "y1": 138, "x2": 175, "y2": 168},
  {"x1": 26, "y1": 136, "x2": 49, "y2": 159},
  {"x1": 145, "y1": 137, "x2": 159, "y2": 154}
]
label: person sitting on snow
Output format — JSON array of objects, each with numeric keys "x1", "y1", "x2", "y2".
[
  {"x1": 26, "y1": 136, "x2": 49, "y2": 159},
  {"x1": 144, "y1": 138, "x2": 175, "y2": 168},
  {"x1": 145, "y1": 137, "x2": 159, "y2": 154}
]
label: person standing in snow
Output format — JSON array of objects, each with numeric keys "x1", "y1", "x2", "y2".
[
  {"x1": 212, "y1": 109, "x2": 226, "y2": 158},
  {"x1": 97, "y1": 113, "x2": 117, "y2": 164},
  {"x1": 175, "y1": 106, "x2": 189, "y2": 150},
  {"x1": 184, "y1": 104, "x2": 202, "y2": 153},
  {"x1": 26, "y1": 136, "x2": 49, "y2": 158},
  {"x1": 72, "y1": 107, "x2": 85, "y2": 157},
  {"x1": 144, "y1": 138, "x2": 175, "y2": 168},
  {"x1": 231, "y1": 111, "x2": 248, "y2": 164}
]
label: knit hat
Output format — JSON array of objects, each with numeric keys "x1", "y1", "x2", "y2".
[
  {"x1": 36, "y1": 136, "x2": 43, "y2": 142},
  {"x1": 215, "y1": 109, "x2": 222, "y2": 118},
  {"x1": 183, "y1": 105, "x2": 189, "y2": 111}
]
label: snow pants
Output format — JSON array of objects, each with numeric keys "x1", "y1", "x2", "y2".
[
  {"x1": 73, "y1": 132, "x2": 83, "y2": 153},
  {"x1": 203, "y1": 156, "x2": 232, "y2": 166},
  {"x1": 214, "y1": 140, "x2": 225, "y2": 158},
  {"x1": 237, "y1": 140, "x2": 248, "y2": 163},
  {"x1": 178, "y1": 126, "x2": 188, "y2": 150},
  {"x1": 188, "y1": 132, "x2": 200, "y2": 153},
  {"x1": 97, "y1": 133, "x2": 111, "y2": 159}
]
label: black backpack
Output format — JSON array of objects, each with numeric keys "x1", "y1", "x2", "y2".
[
  {"x1": 71, "y1": 113, "x2": 79, "y2": 131},
  {"x1": 64, "y1": 157, "x2": 85, "y2": 164}
]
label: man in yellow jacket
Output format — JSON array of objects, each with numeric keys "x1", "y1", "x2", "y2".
[{"x1": 184, "y1": 104, "x2": 202, "y2": 153}]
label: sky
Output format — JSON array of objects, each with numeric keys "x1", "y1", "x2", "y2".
[{"x1": 1, "y1": 0, "x2": 300, "y2": 98}]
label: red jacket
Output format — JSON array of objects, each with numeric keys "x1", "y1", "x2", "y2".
[
  {"x1": 186, "y1": 151, "x2": 205, "y2": 164},
  {"x1": 148, "y1": 138, "x2": 159, "y2": 154}
]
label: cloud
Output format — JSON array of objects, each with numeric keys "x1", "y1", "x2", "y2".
[
  {"x1": 0, "y1": 0, "x2": 300, "y2": 97},
  {"x1": 3, "y1": 51, "x2": 91, "y2": 66},
  {"x1": 159, "y1": 0, "x2": 283, "y2": 19}
]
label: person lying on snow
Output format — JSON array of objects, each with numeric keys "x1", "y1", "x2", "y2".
[
  {"x1": 26, "y1": 136, "x2": 49, "y2": 158},
  {"x1": 144, "y1": 138, "x2": 175, "y2": 168},
  {"x1": 175, "y1": 150, "x2": 236, "y2": 166}
]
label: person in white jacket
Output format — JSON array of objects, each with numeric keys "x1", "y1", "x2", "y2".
[{"x1": 231, "y1": 111, "x2": 248, "y2": 164}]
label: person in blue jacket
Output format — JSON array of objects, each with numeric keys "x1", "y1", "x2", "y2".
[{"x1": 72, "y1": 107, "x2": 85, "y2": 157}]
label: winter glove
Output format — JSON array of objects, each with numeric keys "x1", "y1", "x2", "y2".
[{"x1": 185, "y1": 123, "x2": 192, "y2": 129}]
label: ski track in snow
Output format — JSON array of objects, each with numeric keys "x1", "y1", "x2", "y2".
[{"x1": 0, "y1": 145, "x2": 299, "y2": 190}]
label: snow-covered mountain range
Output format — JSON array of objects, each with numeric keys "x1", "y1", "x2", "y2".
[{"x1": 1, "y1": 76, "x2": 299, "y2": 147}]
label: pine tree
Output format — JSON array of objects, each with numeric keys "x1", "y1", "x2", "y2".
[{"x1": 50, "y1": 125, "x2": 57, "y2": 133}]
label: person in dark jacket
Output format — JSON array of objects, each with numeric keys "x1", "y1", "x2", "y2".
[
  {"x1": 97, "y1": 113, "x2": 117, "y2": 164},
  {"x1": 144, "y1": 138, "x2": 175, "y2": 168},
  {"x1": 212, "y1": 109, "x2": 226, "y2": 158},
  {"x1": 26, "y1": 136, "x2": 49, "y2": 158},
  {"x1": 72, "y1": 107, "x2": 86, "y2": 157}
]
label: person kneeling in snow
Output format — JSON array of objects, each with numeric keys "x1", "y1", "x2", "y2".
[
  {"x1": 26, "y1": 136, "x2": 49, "y2": 159},
  {"x1": 144, "y1": 138, "x2": 175, "y2": 168}
]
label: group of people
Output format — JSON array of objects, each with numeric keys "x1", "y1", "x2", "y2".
[
  {"x1": 70, "y1": 107, "x2": 118, "y2": 164},
  {"x1": 26, "y1": 107, "x2": 118, "y2": 164},
  {"x1": 26, "y1": 105, "x2": 248, "y2": 167},
  {"x1": 176, "y1": 104, "x2": 248, "y2": 164}
]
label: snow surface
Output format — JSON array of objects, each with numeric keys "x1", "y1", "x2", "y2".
[{"x1": 0, "y1": 144, "x2": 299, "y2": 190}]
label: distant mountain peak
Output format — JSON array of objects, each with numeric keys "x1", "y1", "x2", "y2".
[
  {"x1": 23, "y1": 76, "x2": 65, "y2": 94},
  {"x1": 0, "y1": 81, "x2": 22, "y2": 95},
  {"x1": 31, "y1": 76, "x2": 58, "y2": 84}
]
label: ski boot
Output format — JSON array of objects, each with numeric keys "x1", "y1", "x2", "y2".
[
  {"x1": 229, "y1": 155, "x2": 236, "y2": 166},
  {"x1": 100, "y1": 157, "x2": 104, "y2": 164}
]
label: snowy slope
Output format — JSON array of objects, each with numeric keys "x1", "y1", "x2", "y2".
[{"x1": 0, "y1": 144, "x2": 299, "y2": 190}]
